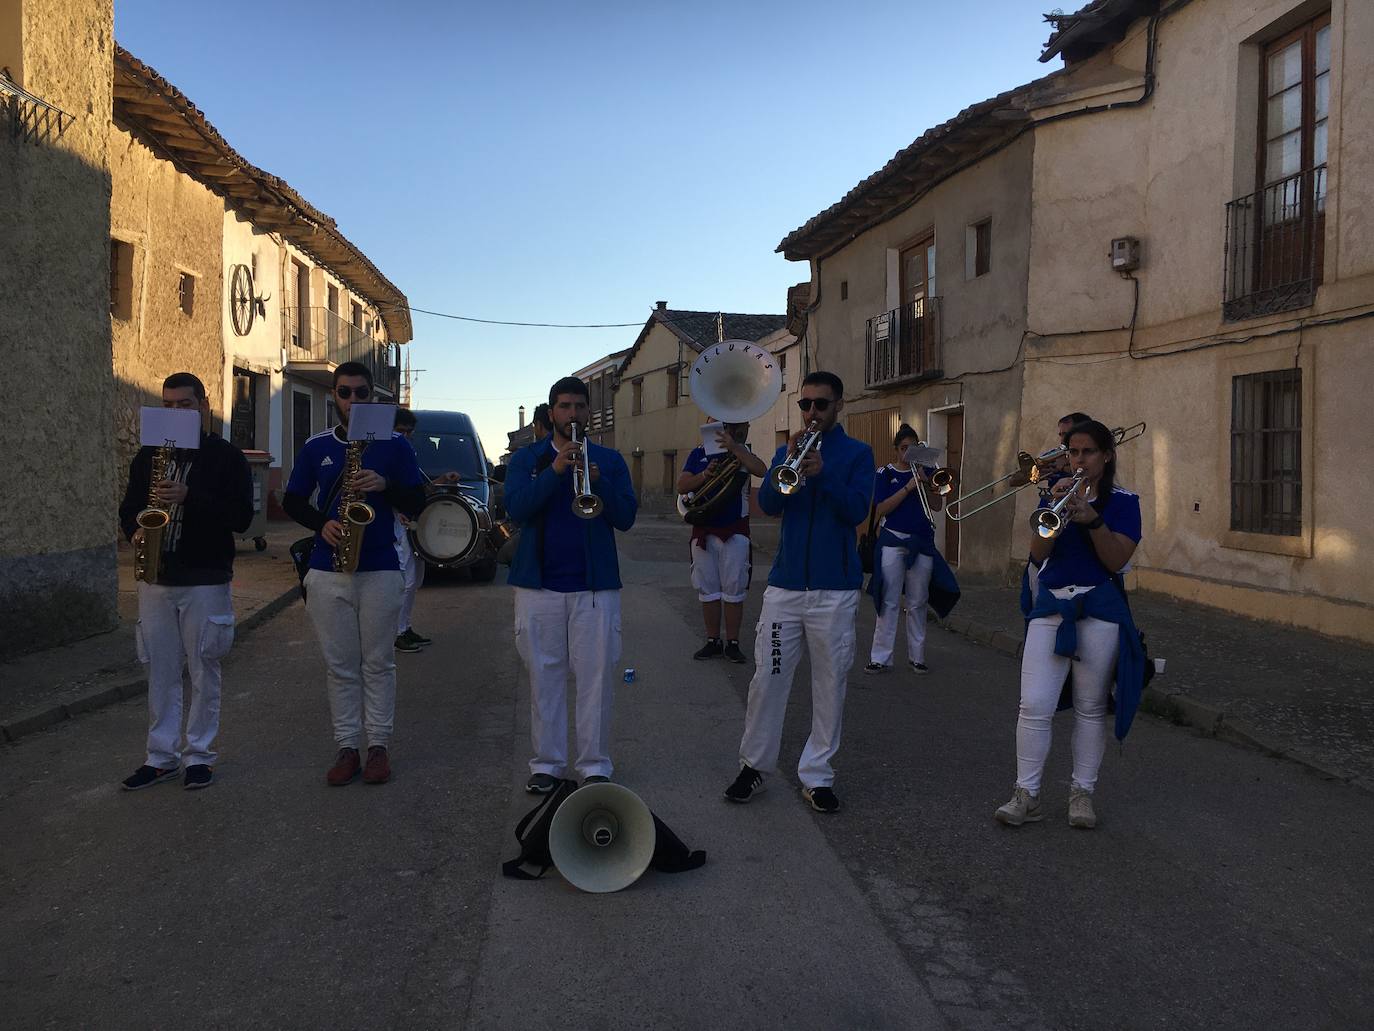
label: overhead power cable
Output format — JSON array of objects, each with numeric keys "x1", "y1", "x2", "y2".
[{"x1": 380, "y1": 303, "x2": 641, "y2": 329}]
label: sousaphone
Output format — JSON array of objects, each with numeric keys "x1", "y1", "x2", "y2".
[{"x1": 677, "y1": 340, "x2": 783, "y2": 522}]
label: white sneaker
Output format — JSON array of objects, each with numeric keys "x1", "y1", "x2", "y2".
[
  {"x1": 1068, "y1": 787, "x2": 1097, "y2": 829},
  {"x1": 994, "y1": 786, "x2": 1043, "y2": 827}
]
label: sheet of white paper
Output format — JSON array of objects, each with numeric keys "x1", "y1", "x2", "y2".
[
  {"x1": 701, "y1": 422, "x2": 726, "y2": 456},
  {"x1": 139, "y1": 407, "x2": 201, "y2": 449},
  {"x1": 346, "y1": 403, "x2": 398, "y2": 442},
  {"x1": 903, "y1": 444, "x2": 943, "y2": 467}
]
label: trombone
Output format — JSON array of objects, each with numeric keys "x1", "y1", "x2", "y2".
[
  {"x1": 569, "y1": 422, "x2": 603, "y2": 519},
  {"x1": 906, "y1": 445, "x2": 957, "y2": 525},
  {"x1": 946, "y1": 421, "x2": 1145, "y2": 523},
  {"x1": 769, "y1": 419, "x2": 822, "y2": 495}
]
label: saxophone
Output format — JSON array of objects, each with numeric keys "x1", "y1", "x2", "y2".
[
  {"x1": 332, "y1": 440, "x2": 376, "y2": 574},
  {"x1": 133, "y1": 444, "x2": 175, "y2": 584}
]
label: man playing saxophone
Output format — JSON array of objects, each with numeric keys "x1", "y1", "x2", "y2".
[
  {"x1": 118, "y1": 373, "x2": 253, "y2": 792},
  {"x1": 283, "y1": 362, "x2": 426, "y2": 787},
  {"x1": 677, "y1": 421, "x2": 767, "y2": 663}
]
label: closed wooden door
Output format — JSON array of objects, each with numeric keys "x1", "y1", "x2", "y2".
[{"x1": 944, "y1": 410, "x2": 963, "y2": 562}]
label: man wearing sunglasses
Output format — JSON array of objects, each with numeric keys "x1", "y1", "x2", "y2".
[
  {"x1": 283, "y1": 362, "x2": 426, "y2": 787},
  {"x1": 723, "y1": 371, "x2": 875, "y2": 814}
]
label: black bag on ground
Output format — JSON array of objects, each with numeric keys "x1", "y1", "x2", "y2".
[
  {"x1": 650, "y1": 813, "x2": 706, "y2": 873},
  {"x1": 501, "y1": 779, "x2": 579, "y2": 880}
]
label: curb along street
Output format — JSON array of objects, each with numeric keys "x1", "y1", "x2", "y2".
[{"x1": 0, "y1": 585, "x2": 300, "y2": 746}]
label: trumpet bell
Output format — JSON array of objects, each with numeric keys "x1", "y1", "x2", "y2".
[
  {"x1": 771, "y1": 465, "x2": 801, "y2": 495},
  {"x1": 574, "y1": 493, "x2": 604, "y2": 520},
  {"x1": 689, "y1": 340, "x2": 783, "y2": 424},
  {"x1": 1032, "y1": 509, "x2": 1064, "y2": 539}
]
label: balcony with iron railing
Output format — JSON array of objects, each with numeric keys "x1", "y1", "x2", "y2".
[
  {"x1": 864, "y1": 296, "x2": 943, "y2": 389},
  {"x1": 283, "y1": 306, "x2": 399, "y2": 396},
  {"x1": 1223, "y1": 165, "x2": 1326, "y2": 322}
]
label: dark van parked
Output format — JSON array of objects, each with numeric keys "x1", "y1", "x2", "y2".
[{"x1": 406, "y1": 409, "x2": 504, "y2": 581}]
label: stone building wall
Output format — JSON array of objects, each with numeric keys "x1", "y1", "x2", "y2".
[{"x1": 0, "y1": 0, "x2": 119, "y2": 659}]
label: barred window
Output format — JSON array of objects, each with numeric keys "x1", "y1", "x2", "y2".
[{"x1": 1230, "y1": 368, "x2": 1301, "y2": 535}]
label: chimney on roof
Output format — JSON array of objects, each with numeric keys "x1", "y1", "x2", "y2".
[
  {"x1": 518, "y1": 405, "x2": 526, "y2": 429},
  {"x1": 656, "y1": 300, "x2": 667, "y2": 311},
  {"x1": 716, "y1": 312, "x2": 724, "y2": 342}
]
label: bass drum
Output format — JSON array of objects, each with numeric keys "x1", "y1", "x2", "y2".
[{"x1": 409, "y1": 488, "x2": 493, "y2": 569}]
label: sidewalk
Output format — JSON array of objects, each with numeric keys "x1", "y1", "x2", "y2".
[
  {"x1": 746, "y1": 516, "x2": 1374, "y2": 792},
  {"x1": 0, "y1": 520, "x2": 304, "y2": 742}
]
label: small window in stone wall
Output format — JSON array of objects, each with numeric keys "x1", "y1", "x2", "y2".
[
  {"x1": 178, "y1": 272, "x2": 196, "y2": 316},
  {"x1": 110, "y1": 239, "x2": 134, "y2": 320},
  {"x1": 966, "y1": 219, "x2": 992, "y2": 279},
  {"x1": 840, "y1": 280, "x2": 849, "y2": 301}
]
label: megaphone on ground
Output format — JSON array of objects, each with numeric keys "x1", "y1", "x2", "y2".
[{"x1": 548, "y1": 782, "x2": 656, "y2": 893}]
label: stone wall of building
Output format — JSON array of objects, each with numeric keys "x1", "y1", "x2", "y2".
[{"x1": 0, "y1": 0, "x2": 119, "y2": 659}]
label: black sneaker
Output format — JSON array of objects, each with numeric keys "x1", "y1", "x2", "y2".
[
  {"x1": 183, "y1": 764, "x2": 214, "y2": 790},
  {"x1": 909, "y1": 661, "x2": 930, "y2": 674},
  {"x1": 722, "y1": 640, "x2": 747, "y2": 664},
  {"x1": 693, "y1": 638, "x2": 724, "y2": 660},
  {"x1": 405, "y1": 627, "x2": 433, "y2": 647},
  {"x1": 395, "y1": 633, "x2": 422, "y2": 653},
  {"x1": 803, "y1": 785, "x2": 841, "y2": 813},
  {"x1": 121, "y1": 765, "x2": 178, "y2": 791},
  {"x1": 863, "y1": 662, "x2": 889, "y2": 675},
  {"x1": 581, "y1": 775, "x2": 610, "y2": 786},
  {"x1": 525, "y1": 773, "x2": 559, "y2": 795},
  {"x1": 723, "y1": 765, "x2": 765, "y2": 803}
]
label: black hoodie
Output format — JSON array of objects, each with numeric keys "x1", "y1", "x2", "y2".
[{"x1": 119, "y1": 432, "x2": 254, "y2": 586}]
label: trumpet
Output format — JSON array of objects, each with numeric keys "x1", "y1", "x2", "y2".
[
  {"x1": 570, "y1": 422, "x2": 603, "y2": 520},
  {"x1": 946, "y1": 421, "x2": 1146, "y2": 523},
  {"x1": 769, "y1": 419, "x2": 822, "y2": 495},
  {"x1": 1030, "y1": 468, "x2": 1086, "y2": 540}
]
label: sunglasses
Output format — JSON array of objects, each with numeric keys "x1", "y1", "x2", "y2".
[
  {"x1": 797, "y1": 397, "x2": 833, "y2": 412},
  {"x1": 335, "y1": 385, "x2": 371, "y2": 400}
]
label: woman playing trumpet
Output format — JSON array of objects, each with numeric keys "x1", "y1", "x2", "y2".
[
  {"x1": 864, "y1": 423, "x2": 960, "y2": 675},
  {"x1": 995, "y1": 419, "x2": 1145, "y2": 831}
]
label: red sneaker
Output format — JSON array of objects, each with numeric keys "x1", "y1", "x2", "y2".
[
  {"x1": 362, "y1": 746, "x2": 391, "y2": 785},
  {"x1": 326, "y1": 748, "x2": 361, "y2": 786}
]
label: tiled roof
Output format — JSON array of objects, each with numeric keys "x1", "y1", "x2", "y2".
[
  {"x1": 1040, "y1": 0, "x2": 1152, "y2": 64},
  {"x1": 112, "y1": 46, "x2": 412, "y2": 343},
  {"x1": 775, "y1": 77, "x2": 1051, "y2": 261},
  {"x1": 619, "y1": 306, "x2": 788, "y2": 376}
]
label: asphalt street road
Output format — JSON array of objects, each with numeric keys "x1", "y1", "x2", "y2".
[{"x1": 3, "y1": 517, "x2": 1371, "y2": 1030}]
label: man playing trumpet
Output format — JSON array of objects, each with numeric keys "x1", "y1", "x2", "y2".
[
  {"x1": 506, "y1": 376, "x2": 638, "y2": 794},
  {"x1": 723, "y1": 372, "x2": 874, "y2": 814},
  {"x1": 677, "y1": 421, "x2": 768, "y2": 664}
]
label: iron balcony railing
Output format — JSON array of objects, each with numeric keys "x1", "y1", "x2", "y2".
[
  {"x1": 865, "y1": 297, "x2": 943, "y2": 389},
  {"x1": 1223, "y1": 165, "x2": 1326, "y2": 322},
  {"x1": 283, "y1": 306, "x2": 399, "y2": 395}
]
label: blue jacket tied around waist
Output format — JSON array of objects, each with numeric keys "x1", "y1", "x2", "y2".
[
  {"x1": 866, "y1": 527, "x2": 960, "y2": 619},
  {"x1": 504, "y1": 439, "x2": 638, "y2": 591},
  {"x1": 758, "y1": 425, "x2": 874, "y2": 592},
  {"x1": 1027, "y1": 579, "x2": 1146, "y2": 741}
]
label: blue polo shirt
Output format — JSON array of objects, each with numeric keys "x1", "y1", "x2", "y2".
[
  {"x1": 1037, "y1": 487, "x2": 1141, "y2": 589},
  {"x1": 286, "y1": 427, "x2": 425, "y2": 573},
  {"x1": 873, "y1": 464, "x2": 935, "y2": 544}
]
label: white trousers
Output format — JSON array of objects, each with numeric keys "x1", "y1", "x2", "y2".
[
  {"x1": 304, "y1": 569, "x2": 403, "y2": 749},
  {"x1": 869, "y1": 546, "x2": 933, "y2": 665},
  {"x1": 135, "y1": 582, "x2": 235, "y2": 769},
  {"x1": 396, "y1": 543, "x2": 425, "y2": 634},
  {"x1": 739, "y1": 586, "x2": 859, "y2": 789},
  {"x1": 514, "y1": 587, "x2": 621, "y2": 780},
  {"x1": 1015, "y1": 598, "x2": 1118, "y2": 793},
  {"x1": 690, "y1": 533, "x2": 751, "y2": 603}
]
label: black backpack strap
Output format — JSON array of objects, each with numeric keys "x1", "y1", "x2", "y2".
[{"x1": 501, "y1": 779, "x2": 576, "y2": 880}]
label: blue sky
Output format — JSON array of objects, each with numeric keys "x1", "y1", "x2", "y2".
[{"x1": 115, "y1": 1, "x2": 1059, "y2": 453}]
